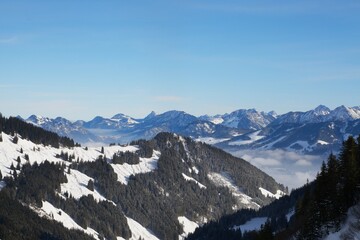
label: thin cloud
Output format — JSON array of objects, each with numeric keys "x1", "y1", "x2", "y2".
[
  {"x1": 295, "y1": 159, "x2": 312, "y2": 166},
  {"x1": 0, "y1": 36, "x2": 18, "y2": 44}
]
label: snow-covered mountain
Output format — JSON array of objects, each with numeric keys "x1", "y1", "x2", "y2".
[
  {"x1": 82, "y1": 113, "x2": 138, "y2": 129},
  {"x1": 273, "y1": 105, "x2": 360, "y2": 125},
  {"x1": 200, "y1": 109, "x2": 277, "y2": 130},
  {"x1": 216, "y1": 105, "x2": 360, "y2": 155},
  {"x1": 22, "y1": 105, "x2": 360, "y2": 155},
  {"x1": 0, "y1": 117, "x2": 285, "y2": 239},
  {"x1": 219, "y1": 119, "x2": 360, "y2": 155},
  {"x1": 26, "y1": 115, "x2": 100, "y2": 144}
]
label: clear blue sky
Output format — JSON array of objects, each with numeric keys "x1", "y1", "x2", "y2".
[{"x1": 1, "y1": 0, "x2": 360, "y2": 120}]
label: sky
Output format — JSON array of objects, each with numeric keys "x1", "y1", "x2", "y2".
[{"x1": 1, "y1": 0, "x2": 360, "y2": 120}]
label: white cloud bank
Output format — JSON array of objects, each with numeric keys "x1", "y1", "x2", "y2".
[{"x1": 232, "y1": 149, "x2": 323, "y2": 190}]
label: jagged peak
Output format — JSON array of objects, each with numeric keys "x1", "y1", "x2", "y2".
[
  {"x1": 144, "y1": 111, "x2": 157, "y2": 119},
  {"x1": 314, "y1": 105, "x2": 330, "y2": 113}
]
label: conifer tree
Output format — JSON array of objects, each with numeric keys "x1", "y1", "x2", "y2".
[
  {"x1": 16, "y1": 162, "x2": 21, "y2": 170},
  {"x1": 339, "y1": 136, "x2": 358, "y2": 208},
  {"x1": 87, "y1": 179, "x2": 94, "y2": 191},
  {"x1": 13, "y1": 135, "x2": 19, "y2": 144}
]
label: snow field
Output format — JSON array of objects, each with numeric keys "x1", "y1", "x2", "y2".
[
  {"x1": 259, "y1": 187, "x2": 285, "y2": 199},
  {"x1": 61, "y1": 169, "x2": 109, "y2": 202},
  {"x1": 207, "y1": 172, "x2": 260, "y2": 209},
  {"x1": 0, "y1": 133, "x2": 162, "y2": 239},
  {"x1": 178, "y1": 216, "x2": 199, "y2": 240},
  {"x1": 110, "y1": 150, "x2": 160, "y2": 185},
  {"x1": 33, "y1": 201, "x2": 100, "y2": 239},
  {"x1": 229, "y1": 131, "x2": 265, "y2": 146}
]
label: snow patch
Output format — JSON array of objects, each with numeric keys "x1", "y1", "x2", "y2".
[
  {"x1": 111, "y1": 150, "x2": 160, "y2": 185},
  {"x1": 0, "y1": 181, "x2": 5, "y2": 191},
  {"x1": 229, "y1": 131, "x2": 264, "y2": 146},
  {"x1": 286, "y1": 209, "x2": 295, "y2": 222},
  {"x1": 208, "y1": 172, "x2": 259, "y2": 209},
  {"x1": 259, "y1": 187, "x2": 285, "y2": 199},
  {"x1": 126, "y1": 217, "x2": 159, "y2": 240},
  {"x1": 182, "y1": 173, "x2": 206, "y2": 189},
  {"x1": 233, "y1": 217, "x2": 268, "y2": 233},
  {"x1": 196, "y1": 137, "x2": 230, "y2": 145},
  {"x1": 178, "y1": 216, "x2": 199, "y2": 239},
  {"x1": 61, "y1": 169, "x2": 109, "y2": 202},
  {"x1": 192, "y1": 166, "x2": 199, "y2": 174}
]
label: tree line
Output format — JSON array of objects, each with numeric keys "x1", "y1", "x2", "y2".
[{"x1": 0, "y1": 113, "x2": 77, "y2": 148}]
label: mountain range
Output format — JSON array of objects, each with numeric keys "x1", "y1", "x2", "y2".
[
  {"x1": 22, "y1": 105, "x2": 360, "y2": 155},
  {"x1": 0, "y1": 115, "x2": 285, "y2": 239}
]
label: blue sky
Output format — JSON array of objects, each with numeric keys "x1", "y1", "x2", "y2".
[{"x1": 1, "y1": 0, "x2": 360, "y2": 120}]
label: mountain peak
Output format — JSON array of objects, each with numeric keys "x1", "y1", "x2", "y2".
[
  {"x1": 27, "y1": 115, "x2": 51, "y2": 125},
  {"x1": 314, "y1": 105, "x2": 330, "y2": 113},
  {"x1": 144, "y1": 111, "x2": 157, "y2": 120}
]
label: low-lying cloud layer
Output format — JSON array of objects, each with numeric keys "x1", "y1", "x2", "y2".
[{"x1": 231, "y1": 149, "x2": 324, "y2": 190}]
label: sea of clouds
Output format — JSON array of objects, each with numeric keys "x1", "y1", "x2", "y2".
[{"x1": 231, "y1": 149, "x2": 324, "y2": 190}]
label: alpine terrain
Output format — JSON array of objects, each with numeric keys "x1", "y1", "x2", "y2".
[
  {"x1": 0, "y1": 114, "x2": 285, "y2": 240},
  {"x1": 23, "y1": 105, "x2": 360, "y2": 156},
  {"x1": 187, "y1": 135, "x2": 360, "y2": 240}
]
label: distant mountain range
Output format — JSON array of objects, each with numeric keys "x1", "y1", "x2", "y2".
[{"x1": 21, "y1": 105, "x2": 360, "y2": 155}]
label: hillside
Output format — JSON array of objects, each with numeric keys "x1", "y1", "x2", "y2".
[
  {"x1": 187, "y1": 135, "x2": 360, "y2": 240},
  {"x1": 0, "y1": 116, "x2": 285, "y2": 240}
]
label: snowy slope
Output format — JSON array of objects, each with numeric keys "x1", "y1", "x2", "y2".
[
  {"x1": 178, "y1": 216, "x2": 199, "y2": 240},
  {"x1": 111, "y1": 150, "x2": 160, "y2": 185},
  {"x1": 0, "y1": 132, "x2": 161, "y2": 240},
  {"x1": 207, "y1": 172, "x2": 260, "y2": 210},
  {"x1": 31, "y1": 201, "x2": 100, "y2": 239},
  {"x1": 120, "y1": 217, "x2": 159, "y2": 240},
  {"x1": 61, "y1": 169, "x2": 108, "y2": 202}
]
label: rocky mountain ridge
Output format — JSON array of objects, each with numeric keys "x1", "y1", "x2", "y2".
[{"x1": 23, "y1": 105, "x2": 360, "y2": 155}]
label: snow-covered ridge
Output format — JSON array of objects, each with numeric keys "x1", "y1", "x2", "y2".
[
  {"x1": 259, "y1": 187, "x2": 285, "y2": 199},
  {"x1": 274, "y1": 105, "x2": 360, "y2": 125},
  {"x1": 207, "y1": 172, "x2": 260, "y2": 210}
]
